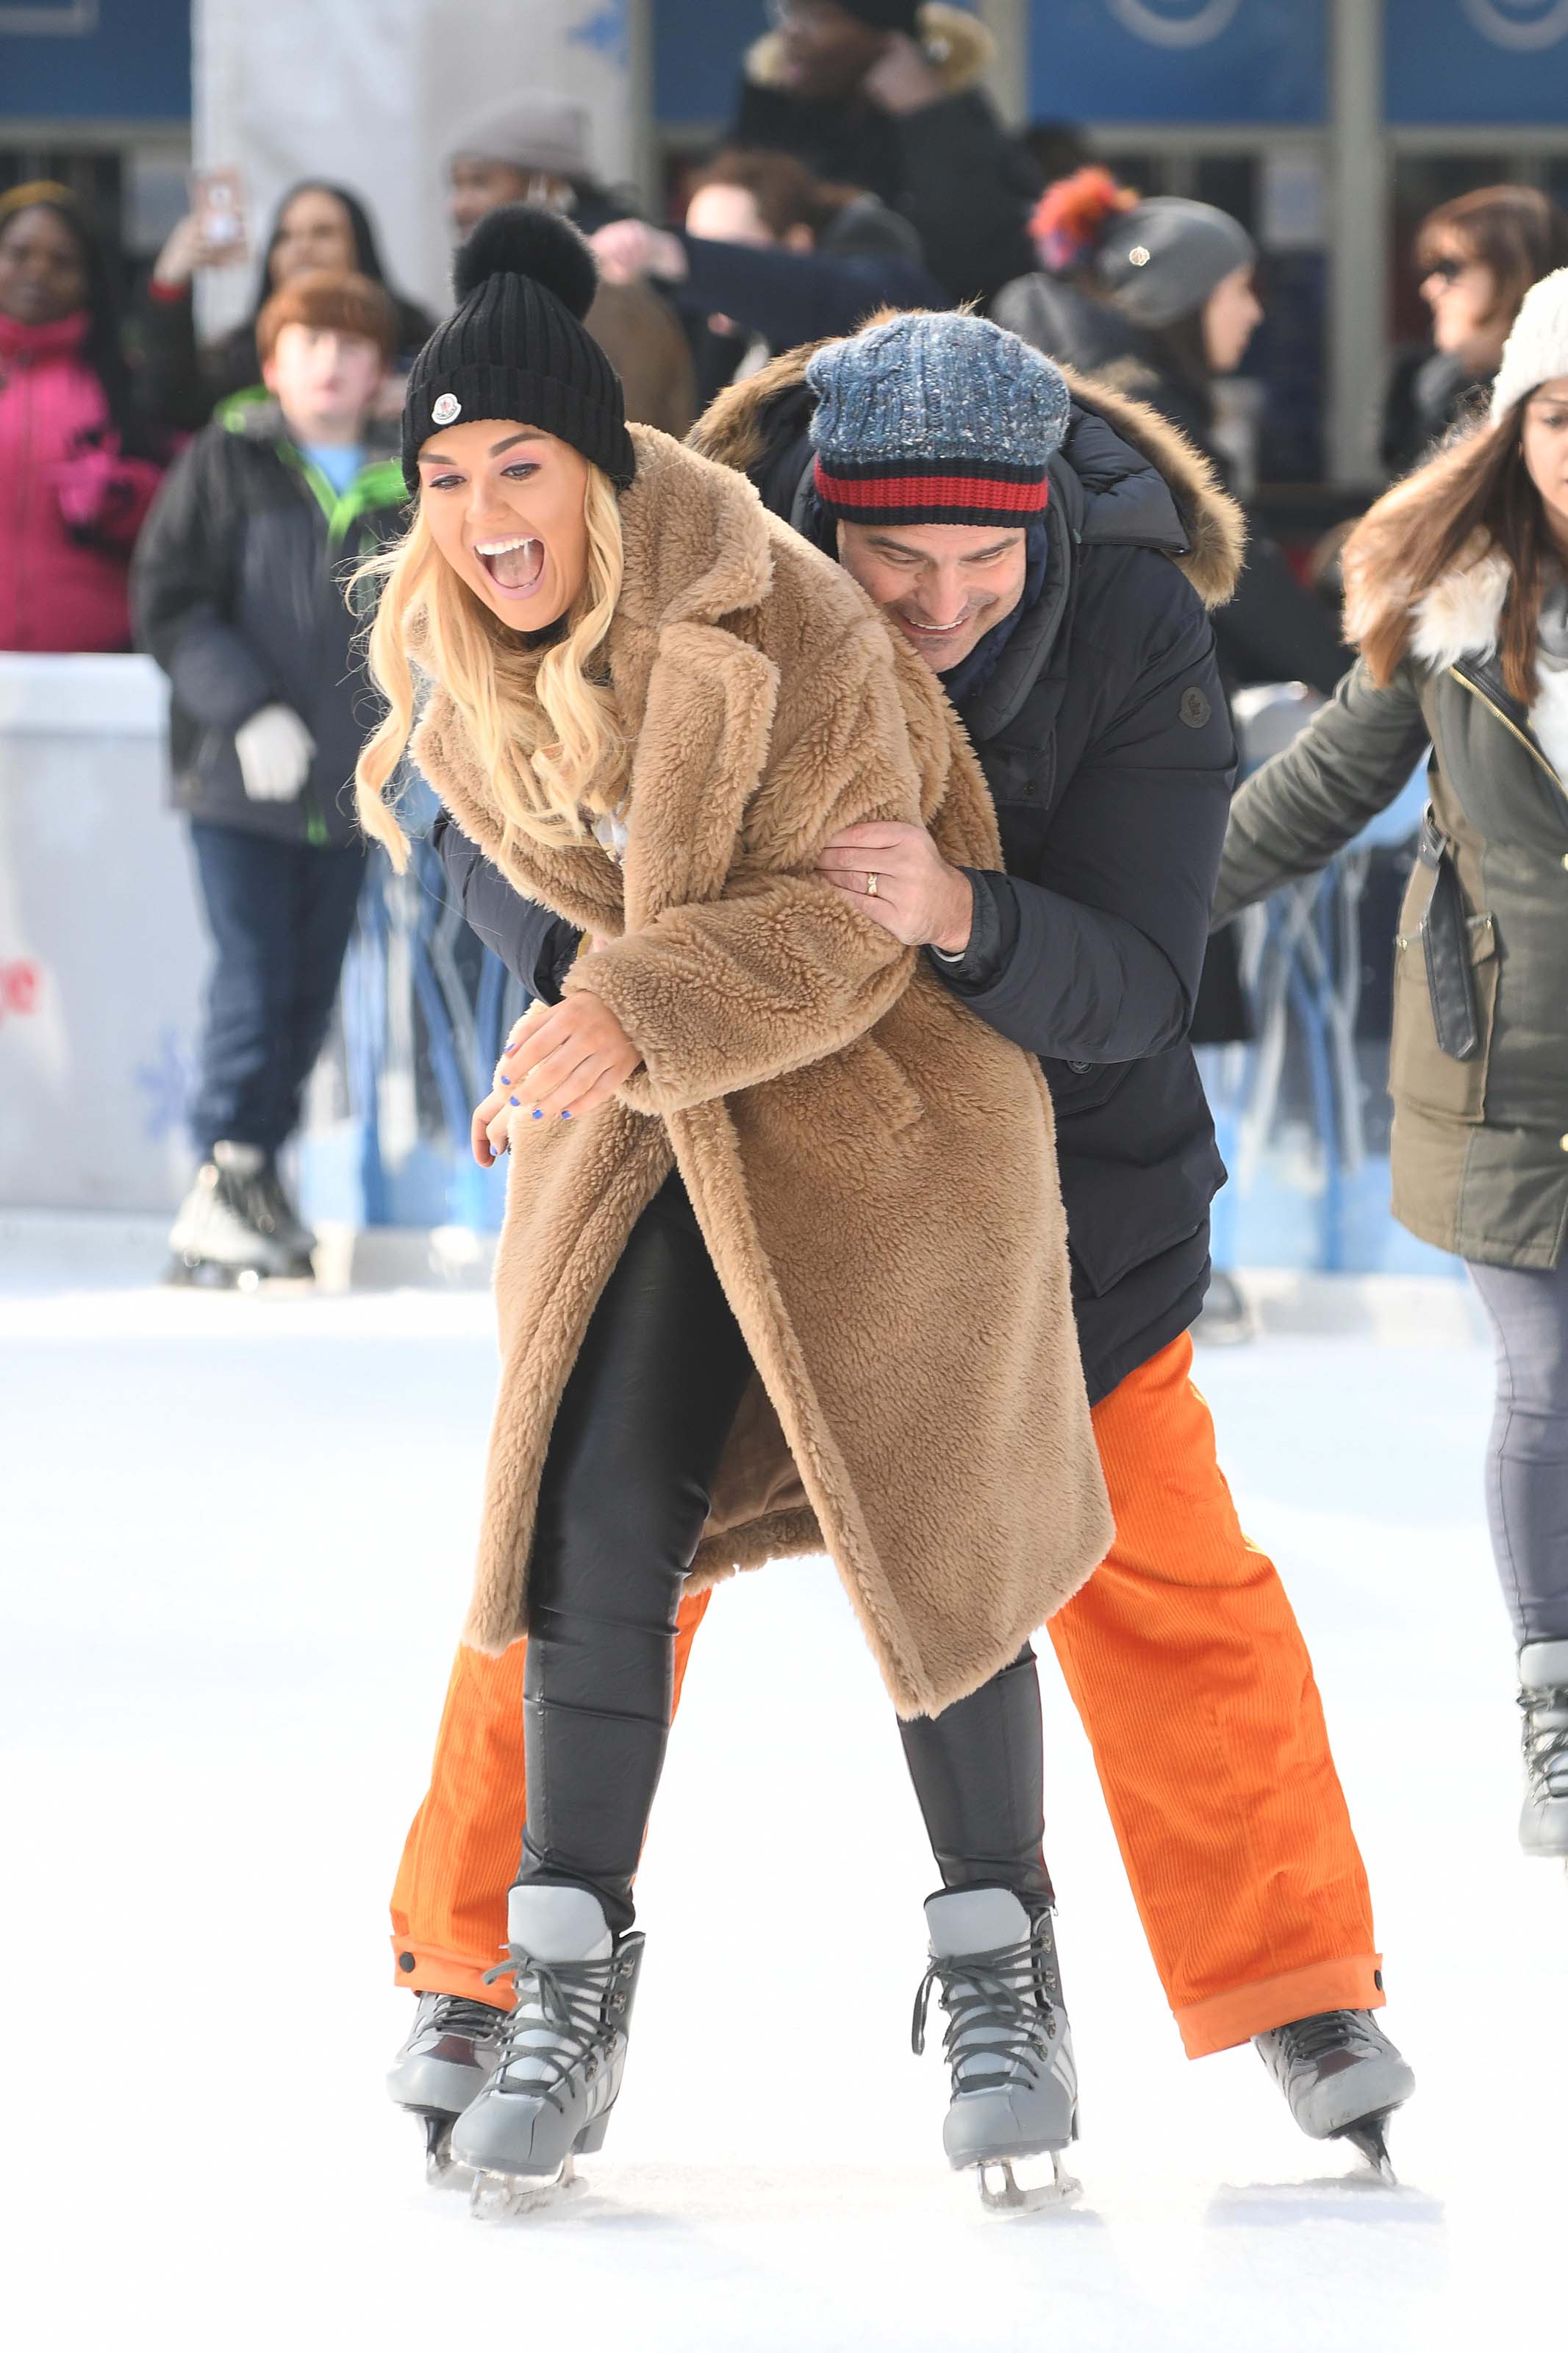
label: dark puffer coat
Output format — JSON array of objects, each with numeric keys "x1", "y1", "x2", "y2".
[
  {"x1": 132, "y1": 400, "x2": 407, "y2": 846},
  {"x1": 434, "y1": 359, "x2": 1245, "y2": 1404},
  {"x1": 731, "y1": 4, "x2": 1039, "y2": 306}
]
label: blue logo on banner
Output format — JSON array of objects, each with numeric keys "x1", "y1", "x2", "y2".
[
  {"x1": 1106, "y1": 0, "x2": 1245, "y2": 42},
  {"x1": 1033, "y1": 1, "x2": 1325, "y2": 124},
  {"x1": 1386, "y1": 0, "x2": 1568, "y2": 119},
  {"x1": 1460, "y1": 1, "x2": 1568, "y2": 47},
  {"x1": 0, "y1": 2, "x2": 98, "y2": 29}
]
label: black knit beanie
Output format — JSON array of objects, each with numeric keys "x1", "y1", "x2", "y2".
[{"x1": 401, "y1": 205, "x2": 634, "y2": 498}]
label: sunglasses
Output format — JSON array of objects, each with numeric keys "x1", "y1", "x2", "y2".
[{"x1": 1422, "y1": 255, "x2": 1474, "y2": 284}]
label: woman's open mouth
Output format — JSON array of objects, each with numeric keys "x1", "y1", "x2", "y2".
[{"x1": 474, "y1": 535, "x2": 546, "y2": 597}]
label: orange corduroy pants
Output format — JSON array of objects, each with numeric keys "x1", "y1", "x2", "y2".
[{"x1": 390, "y1": 1333, "x2": 1381, "y2": 2057}]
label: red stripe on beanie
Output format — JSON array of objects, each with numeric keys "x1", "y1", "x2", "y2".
[{"x1": 814, "y1": 460, "x2": 1050, "y2": 517}]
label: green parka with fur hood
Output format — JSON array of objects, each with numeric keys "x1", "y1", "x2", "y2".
[{"x1": 1214, "y1": 489, "x2": 1568, "y2": 1270}]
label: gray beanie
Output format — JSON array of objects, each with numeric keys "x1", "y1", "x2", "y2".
[
  {"x1": 1092, "y1": 198, "x2": 1256, "y2": 329},
  {"x1": 806, "y1": 311, "x2": 1071, "y2": 529},
  {"x1": 1492, "y1": 266, "x2": 1568, "y2": 423},
  {"x1": 445, "y1": 92, "x2": 590, "y2": 181}
]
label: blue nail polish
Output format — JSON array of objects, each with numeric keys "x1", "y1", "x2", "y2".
[
  {"x1": 509, "y1": 1096, "x2": 519, "y2": 1107},
  {"x1": 561, "y1": 1110, "x2": 572, "y2": 1121},
  {"x1": 531, "y1": 1108, "x2": 543, "y2": 1120}
]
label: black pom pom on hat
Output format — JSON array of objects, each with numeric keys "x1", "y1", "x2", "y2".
[
  {"x1": 402, "y1": 201, "x2": 633, "y2": 497},
  {"x1": 451, "y1": 202, "x2": 598, "y2": 317}
]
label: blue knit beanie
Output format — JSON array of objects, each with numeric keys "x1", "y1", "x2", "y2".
[{"x1": 806, "y1": 312, "x2": 1071, "y2": 529}]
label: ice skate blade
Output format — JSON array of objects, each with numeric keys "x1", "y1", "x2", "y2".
[
  {"x1": 469, "y1": 2154, "x2": 581, "y2": 2220},
  {"x1": 422, "y1": 2114, "x2": 455, "y2": 2182},
  {"x1": 977, "y1": 2152, "x2": 1081, "y2": 2214},
  {"x1": 1335, "y1": 2115, "x2": 1397, "y2": 2185}
]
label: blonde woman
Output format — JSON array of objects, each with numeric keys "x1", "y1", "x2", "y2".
[
  {"x1": 1215, "y1": 268, "x2": 1568, "y2": 1869},
  {"x1": 357, "y1": 208, "x2": 1111, "y2": 2209}
]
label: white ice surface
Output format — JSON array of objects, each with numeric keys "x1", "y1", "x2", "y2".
[{"x1": 2, "y1": 1244, "x2": 1561, "y2": 2352}]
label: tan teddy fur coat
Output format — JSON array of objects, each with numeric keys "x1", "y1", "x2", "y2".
[{"x1": 412, "y1": 424, "x2": 1113, "y2": 1719}]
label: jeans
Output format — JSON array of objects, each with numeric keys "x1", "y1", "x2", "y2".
[
  {"x1": 187, "y1": 819, "x2": 365, "y2": 1157},
  {"x1": 517, "y1": 1171, "x2": 1053, "y2": 1935},
  {"x1": 1467, "y1": 1252, "x2": 1568, "y2": 1648}
]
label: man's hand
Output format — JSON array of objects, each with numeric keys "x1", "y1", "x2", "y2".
[
  {"x1": 862, "y1": 33, "x2": 945, "y2": 116},
  {"x1": 590, "y1": 219, "x2": 687, "y2": 285},
  {"x1": 472, "y1": 991, "x2": 642, "y2": 1164},
  {"x1": 815, "y1": 822, "x2": 973, "y2": 954}
]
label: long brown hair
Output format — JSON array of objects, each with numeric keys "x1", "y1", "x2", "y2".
[
  {"x1": 1345, "y1": 404, "x2": 1551, "y2": 701},
  {"x1": 1414, "y1": 185, "x2": 1568, "y2": 343}
]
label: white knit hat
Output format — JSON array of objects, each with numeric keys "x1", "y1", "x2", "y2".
[{"x1": 1491, "y1": 265, "x2": 1568, "y2": 423}]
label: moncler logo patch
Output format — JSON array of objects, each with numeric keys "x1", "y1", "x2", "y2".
[
  {"x1": 432, "y1": 393, "x2": 462, "y2": 426},
  {"x1": 1181, "y1": 687, "x2": 1211, "y2": 729}
]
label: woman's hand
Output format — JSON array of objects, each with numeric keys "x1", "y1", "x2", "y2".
[{"x1": 470, "y1": 990, "x2": 642, "y2": 1164}]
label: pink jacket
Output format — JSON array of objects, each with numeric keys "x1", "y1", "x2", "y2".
[{"x1": 0, "y1": 310, "x2": 164, "y2": 653}]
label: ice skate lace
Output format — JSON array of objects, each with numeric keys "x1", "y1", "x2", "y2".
[
  {"x1": 911, "y1": 1935, "x2": 1059, "y2": 2094},
  {"x1": 1519, "y1": 1682, "x2": 1568, "y2": 1797},
  {"x1": 481, "y1": 1949, "x2": 620, "y2": 2114},
  {"x1": 1270, "y1": 2010, "x2": 1374, "y2": 2068},
  {"x1": 424, "y1": 1995, "x2": 504, "y2": 2043}
]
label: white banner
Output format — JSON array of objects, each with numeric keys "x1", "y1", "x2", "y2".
[{"x1": 193, "y1": 0, "x2": 640, "y2": 335}]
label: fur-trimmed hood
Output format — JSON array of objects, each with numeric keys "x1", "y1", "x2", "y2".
[
  {"x1": 688, "y1": 335, "x2": 1246, "y2": 611},
  {"x1": 746, "y1": 2, "x2": 992, "y2": 98},
  {"x1": 1340, "y1": 479, "x2": 1568, "y2": 779},
  {"x1": 1406, "y1": 543, "x2": 1514, "y2": 674}
]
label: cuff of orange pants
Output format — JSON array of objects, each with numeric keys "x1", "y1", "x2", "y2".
[
  {"x1": 390, "y1": 1935, "x2": 513, "y2": 2010},
  {"x1": 1175, "y1": 1954, "x2": 1386, "y2": 2059}
]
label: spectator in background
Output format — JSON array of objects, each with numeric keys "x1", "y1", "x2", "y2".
[
  {"x1": 1382, "y1": 185, "x2": 1568, "y2": 479},
  {"x1": 132, "y1": 271, "x2": 407, "y2": 1288},
  {"x1": 141, "y1": 180, "x2": 436, "y2": 433},
  {"x1": 443, "y1": 93, "x2": 695, "y2": 435},
  {"x1": 996, "y1": 170, "x2": 1350, "y2": 704},
  {"x1": 0, "y1": 181, "x2": 166, "y2": 653},
  {"x1": 1021, "y1": 119, "x2": 1095, "y2": 190},
  {"x1": 733, "y1": 2, "x2": 1039, "y2": 305},
  {"x1": 590, "y1": 147, "x2": 942, "y2": 404}
]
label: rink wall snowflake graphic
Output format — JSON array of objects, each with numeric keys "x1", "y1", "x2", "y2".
[
  {"x1": 568, "y1": 1, "x2": 629, "y2": 68},
  {"x1": 133, "y1": 1025, "x2": 196, "y2": 1143}
]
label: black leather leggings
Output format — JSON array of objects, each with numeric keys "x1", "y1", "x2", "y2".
[{"x1": 518, "y1": 1172, "x2": 1054, "y2": 1933}]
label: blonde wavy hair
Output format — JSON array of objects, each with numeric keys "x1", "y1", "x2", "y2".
[{"x1": 354, "y1": 465, "x2": 626, "y2": 873}]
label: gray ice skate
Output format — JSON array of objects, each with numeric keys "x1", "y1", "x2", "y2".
[
  {"x1": 912, "y1": 1886, "x2": 1081, "y2": 2213},
  {"x1": 451, "y1": 1885, "x2": 645, "y2": 2218},
  {"x1": 1253, "y1": 2010, "x2": 1415, "y2": 2179},
  {"x1": 387, "y1": 1992, "x2": 508, "y2": 2179},
  {"x1": 1518, "y1": 1640, "x2": 1568, "y2": 1864},
  {"x1": 166, "y1": 1143, "x2": 310, "y2": 1285}
]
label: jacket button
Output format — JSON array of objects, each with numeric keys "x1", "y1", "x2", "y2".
[{"x1": 1067, "y1": 1060, "x2": 1092, "y2": 1075}]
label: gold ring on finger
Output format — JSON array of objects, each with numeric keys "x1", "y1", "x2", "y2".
[{"x1": 866, "y1": 871, "x2": 879, "y2": 899}]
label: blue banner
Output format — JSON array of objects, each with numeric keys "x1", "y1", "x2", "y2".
[
  {"x1": 1031, "y1": 0, "x2": 1327, "y2": 125},
  {"x1": 656, "y1": 1, "x2": 762, "y2": 127},
  {"x1": 1386, "y1": 1, "x2": 1568, "y2": 123},
  {"x1": 0, "y1": 0, "x2": 190, "y2": 121}
]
